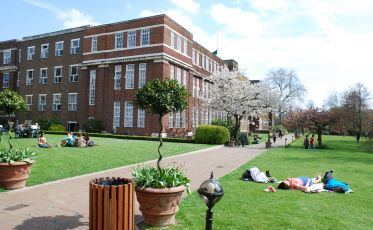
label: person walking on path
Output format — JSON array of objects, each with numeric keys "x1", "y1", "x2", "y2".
[
  {"x1": 356, "y1": 131, "x2": 361, "y2": 143},
  {"x1": 310, "y1": 134, "x2": 315, "y2": 148},
  {"x1": 272, "y1": 130, "x2": 277, "y2": 143},
  {"x1": 304, "y1": 135, "x2": 310, "y2": 149}
]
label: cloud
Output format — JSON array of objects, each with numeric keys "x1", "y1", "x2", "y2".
[
  {"x1": 250, "y1": 0, "x2": 288, "y2": 12},
  {"x1": 24, "y1": 0, "x2": 99, "y2": 28},
  {"x1": 126, "y1": 3, "x2": 132, "y2": 9},
  {"x1": 170, "y1": 0, "x2": 200, "y2": 13}
]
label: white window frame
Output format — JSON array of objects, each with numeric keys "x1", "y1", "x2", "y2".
[
  {"x1": 127, "y1": 30, "x2": 136, "y2": 48},
  {"x1": 39, "y1": 68, "x2": 48, "y2": 84},
  {"x1": 124, "y1": 102, "x2": 133, "y2": 127},
  {"x1": 69, "y1": 65, "x2": 79, "y2": 83},
  {"x1": 182, "y1": 111, "x2": 186, "y2": 128},
  {"x1": 70, "y1": 38, "x2": 80, "y2": 54},
  {"x1": 25, "y1": 95, "x2": 33, "y2": 111},
  {"x1": 177, "y1": 36, "x2": 181, "y2": 51},
  {"x1": 175, "y1": 112, "x2": 180, "y2": 128},
  {"x1": 89, "y1": 70, "x2": 96, "y2": 105},
  {"x1": 202, "y1": 55, "x2": 205, "y2": 69},
  {"x1": 168, "y1": 112, "x2": 173, "y2": 128},
  {"x1": 140, "y1": 28, "x2": 150, "y2": 46},
  {"x1": 183, "y1": 39, "x2": 187, "y2": 54},
  {"x1": 192, "y1": 49, "x2": 195, "y2": 64},
  {"x1": 3, "y1": 50, "x2": 11, "y2": 64},
  {"x1": 137, "y1": 109, "x2": 145, "y2": 128},
  {"x1": 27, "y1": 46, "x2": 35, "y2": 60},
  {"x1": 2, "y1": 72, "x2": 10, "y2": 88},
  {"x1": 114, "y1": 65, "x2": 121, "y2": 90},
  {"x1": 170, "y1": 32, "x2": 175, "y2": 49},
  {"x1": 176, "y1": 67, "x2": 181, "y2": 84},
  {"x1": 38, "y1": 94, "x2": 47, "y2": 111},
  {"x1": 54, "y1": 66, "x2": 63, "y2": 84},
  {"x1": 115, "y1": 32, "x2": 123, "y2": 49},
  {"x1": 170, "y1": 64, "x2": 174, "y2": 80},
  {"x1": 113, "y1": 101, "x2": 121, "y2": 127},
  {"x1": 68, "y1": 93, "x2": 78, "y2": 111},
  {"x1": 125, "y1": 64, "x2": 134, "y2": 89},
  {"x1": 138, "y1": 63, "x2": 146, "y2": 88},
  {"x1": 183, "y1": 70, "x2": 187, "y2": 86},
  {"x1": 52, "y1": 93, "x2": 62, "y2": 111},
  {"x1": 91, "y1": 36, "x2": 97, "y2": 52},
  {"x1": 41, "y1": 43, "x2": 49, "y2": 59},
  {"x1": 26, "y1": 69, "x2": 34, "y2": 86},
  {"x1": 196, "y1": 52, "x2": 200, "y2": 66},
  {"x1": 197, "y1": 78, "x2": 200, "y2": 98},
  {"x1": 55, "y1": 41, "x2": 64, "y2": 56}
]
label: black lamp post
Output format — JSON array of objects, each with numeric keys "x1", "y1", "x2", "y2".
[{"x1": 198, "y1": 172, "x2": 224, "y2": 230}]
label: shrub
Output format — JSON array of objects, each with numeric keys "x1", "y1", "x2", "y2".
[
  {"x1": 0, "y1": 148, "x2": 35, "y2": 163},
  {"x1": 83, "y1": 119, "x2": 104, "y2": 133},
  {"x1": 195, "y1": 125, "x2": 230, "y2": 144},
  {"x1": 48, "y1": 124, "x2": 66, "y2": 132},
  {"x1": 211, "y1": 118, "x2": 236, "y2": 141},
  {"x1": 273, "y1": 124, "x2": 288, "y2": 134}
]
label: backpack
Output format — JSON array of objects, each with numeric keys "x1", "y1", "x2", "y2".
[{"x1": 241, "y1": 169, "x2": 253, "y2": 181}]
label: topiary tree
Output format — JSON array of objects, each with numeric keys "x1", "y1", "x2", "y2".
[
  {"x1": 0, "y1": 89, "x2": 28, "y2": 149},
  {"x1": 133, "y1": 79, "x2": 188, "y2": 171},
  {"x1": 83, "y1": 118, "x2": 104, "y2": 133}
]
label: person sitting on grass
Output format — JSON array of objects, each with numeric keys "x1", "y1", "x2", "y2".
[
  {"x1": 277, "y1": 175, "x2": 322, "y2": 192},
  {"x1": 77, "y1": 133, "x2": 86, "y2": 147},
  {"x1": 38, "y1": 132, "x2": 51, "y2": 148},
  {"x1": 61, "y1": 132, "x2": 75, "y2": 147}
]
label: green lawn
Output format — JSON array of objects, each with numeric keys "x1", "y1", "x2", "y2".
[
  {"x1": 162, "y1": 136, "x2": 373, "y2": 230},
  {"x1": 0, "y1": 134, "x2": 212, "y2": 188}
]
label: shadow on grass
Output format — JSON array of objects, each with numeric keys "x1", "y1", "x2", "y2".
[{"x1": 13, "y1": 214, "x2": 88, "y2": 230}]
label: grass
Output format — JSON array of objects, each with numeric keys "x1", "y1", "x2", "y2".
[
  {"x1": 0, "y1": 134, "x2": 212, "y2": 188},
  {"x1": 157, "y1": 135, "x2": 373, "y2": 230}
]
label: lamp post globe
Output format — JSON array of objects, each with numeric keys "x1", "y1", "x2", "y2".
[{"x1": 198, "y1": 172, "x2": 224, "y2": 230}]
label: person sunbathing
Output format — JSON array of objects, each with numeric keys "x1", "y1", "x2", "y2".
[{"x1": 277, "y1": 175, "x2": 322, "y2": 192}]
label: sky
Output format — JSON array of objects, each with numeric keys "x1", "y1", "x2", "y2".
[{"x1": 2, "y1": 0, "x2": 373, "y2": 107}]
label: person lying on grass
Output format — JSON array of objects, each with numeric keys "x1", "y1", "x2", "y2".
[
  {"x1": 323, "y1": 170, "x2": 351, "y2": 193},
  {"x1": 277, "y1": 175, "x2": 322, "y2": 192}
]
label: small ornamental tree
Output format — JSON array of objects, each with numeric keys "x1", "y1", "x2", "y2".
[
  {"x1": 133, "y1": 79, "x2": 189, "y2": 171},
  {"x1": 0, "y1": 89, "x2": 28, "y2": 149}
]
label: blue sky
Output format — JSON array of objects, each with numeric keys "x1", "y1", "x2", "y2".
[{"x1": 2, "y1": 0, "x2": 373, "y2": 107}]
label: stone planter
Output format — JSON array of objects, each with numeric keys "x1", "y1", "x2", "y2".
[
  {"x1": 136, "y1": 185, "x2": 185, "y2": 227},
  {"x1": 265, "y1": 141, "x2": 272, "y2": 148},
  {"x1": 0, "y1": 161, "x2": 34, "y2": 189}
]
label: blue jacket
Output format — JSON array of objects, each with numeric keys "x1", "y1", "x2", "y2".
[{"x1": 325, "y1": 179, "x2": 350, "y2": 192}]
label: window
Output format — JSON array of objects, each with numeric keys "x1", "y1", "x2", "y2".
[
  {"x1": 127, "y1": 30, "x2": 136, "y2": 48},
  {"x1": 115, "y1": 33, "x2": 123, "y2": 49},
  {"x1": 25, "y1": 95, "x2": 33, "y2": 111},
  {"x1": 54, "y1": 66, "x2": 62, "y2": 84},
  {"x1": 192, "y1": 77, "x2": 195, "y2": 97},
  {"x1": 26, "y1": 69, "x2": 34, "y2": 86},
  {"x1": 38, "y1": 94, "x2": 47, "y2": 111},
  {"x1": 205, "y1": 82, "x2": 209, "y2": 99},
  {"x1": 39, "y1": 68, "x2": 48, "y2": 84},
  {"x1": 168, "y1": 113, "x2": 173, "y2": 128},
  {"x1": 183, "y1": 39, "x2": 187, "y2": 54},
  {"x1": 17, "y1": 72, "x2": 20, "y2": 87},
  {"x1": 196, "y1": 52, "x2": 200, "y2": 66},
  {"x1": 27, "y1": 46, "x2": 35, "y2": 60},
  {"x1": 91, "y1": 36, "x2": 97, "y2": 52},
  {"x1": 205, "y1": 110, "x2": 209, "y2": 125},
  {"x1": 3, "y1": 51, "x2": 11, "y2": 64},
  {"x1": 175, "y1": 112, "x2": 180, "y2": 128},
  {"x1": 124, "y1": 102, "x2": 133, "y2": 127},
  {"x1": 170, "y1": 32, "x2": 175, "y2": 49},
  {"x1": 202, "y1": 55, "x2": 205, "y2": 69},
  {"x1": 141, "y1": 28, "x2": 150, "y2": 46},
  {"x1": 177, "y1": 36, "x2": 181, "y2": 51},
  {"x1": 183, "y1": 70, "x2": 187, "y2": 86},
  {"x1": 114, "y1": 65, "x2": 121, "y2": 90},
  {"x1": 68, "y1": 93, "x2": 78, "y2": 111},
  {"x1": 197, "y1": 78, "x2": 200, "y2": 97},
  {"x1": 192, "y1": 49, "x2": 195, "y2": 64},
  {"x1": 125, "y1": 64, "x2": 134, "y2": 89},
  {"x1": 206, "y1": 58, "x2": 209, "y2": 72},
  {"x1": 70, "y1": 39, "x2": 80, "y2": 54},
  {"x1": 69, "y1": 65, "x2": 78, "y2": 82},
  {"x1": 176, "y1": 67, "x2": 181, "y2": 84},
  {"x1": 18, "y1": 49, "x2": 21, "y2": 63},
  {"x1": 89, "y1": 70, "x2": 96, "y2": 105},
  {"x1": 192, "y1": 108, "x2": 195, "y2": 128},
  {"x1": 170, "y1": 65, "x2": 174, "y2": 80},
  {"x1": 2, "y1": 72, "x2": 9, "y2": 88},
  {"x1": 52, "y1": 93, "x2": 61, "y2": 111},
  {"x1": 201, "y1": 81, "x2": 204, "y2": 98},
  {"x1": 137, "y1": 109, "x2": 145, "y2": 128},
  {"x1": 195, "y1": 108, "x2": 199, "y2": 127},
  {"x1": 55, "y1": 41, "x2": 64, "y2": 56},
  {"x1": 139, "y1": 63, "x2": 146, "y2": 88},
  {"x1": 41, "y1": 44, "x2": 49, "y2": 58},
  {"x1": 113, "y1": 101, "x2": 120, "y2": 127},
  {"x1": 182, "y1": 111, "x2": 186, "y2": 128}
]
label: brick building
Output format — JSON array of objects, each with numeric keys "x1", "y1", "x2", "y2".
[{"x1": 0, "y1": 14, "x2": 230, "y2": 136}]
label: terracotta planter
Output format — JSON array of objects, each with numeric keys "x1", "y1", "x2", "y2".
[
  {"x1": 136, "y1": 185, "x2": 185, "y2": 227},
  {"x1": 0, "y1": 161, "x2": 34, "y2": 189}
]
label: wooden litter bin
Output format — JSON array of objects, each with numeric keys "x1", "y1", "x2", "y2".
[{"x1": 89, "y1": 177, "x2": 134, "y2": 230}]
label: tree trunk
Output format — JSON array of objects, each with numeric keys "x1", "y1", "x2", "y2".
[
  {"x1": 233, "y1": 114, "x2": 242, "y2": 144},
  {"x1": 7, "y1": 115, "x2": 13, "y2": 150},
  {"x1": 317, "y1": 127, "x2": 323, "y2": 147},
  {"x1": 157, "y1": 114, "x2": 164, "y2": 172}
]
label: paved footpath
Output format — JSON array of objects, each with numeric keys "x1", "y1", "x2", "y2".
[{"x1": 0, "y1": 135, "x2": 292, "y2": 230}]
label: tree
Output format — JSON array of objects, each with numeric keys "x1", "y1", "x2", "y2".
[
  {"x1": 133, "y1": 79, "x2": 188, "y2": 171},
  {"x1": 208, "y1": 69, "x2": 278, "y2": 144},
  {"x1": 0, "y1": 89, "x2": 28, "y2": 149},
  {"x1": 264, "y1": 68, "x2": 306, "y2": 124}
]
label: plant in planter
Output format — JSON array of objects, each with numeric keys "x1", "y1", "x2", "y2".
[
  {"x1": 0, "y1": 89, "x2": 35, "y2": 189},
  {"x1": 132, "y1": 79, "x2": 189, "y2": 226}
]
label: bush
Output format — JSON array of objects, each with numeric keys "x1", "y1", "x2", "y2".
[
  {"x1": 211, "y1": 118, "x2": 236, "y2": 141},
  {"x1": 273, "y1": 124, "x2": 288, "y2": 134},
  {"x1": 35, "y1": 117, "x2": 63, "y2": 131},
  {"x1": 83, "y1": 119, "x2": 104, "y2": 133},
  {"x1": 195, "y1": 125, "x2": 230, "y2": 144},
  {"x1": 48, "y1": 124, "x2": 66, "y2": 132}
]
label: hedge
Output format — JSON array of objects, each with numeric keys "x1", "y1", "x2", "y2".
[
  {"x1": 42, "y1": 131, "x2": 195, "y2": 143},
  {"x1": 195, "y1": 125, "x2": 230, "y2": 144}
]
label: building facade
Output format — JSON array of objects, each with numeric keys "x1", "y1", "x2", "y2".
[{"x1": 0, "y1": 14, "x2": 228, "y2": 136}]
